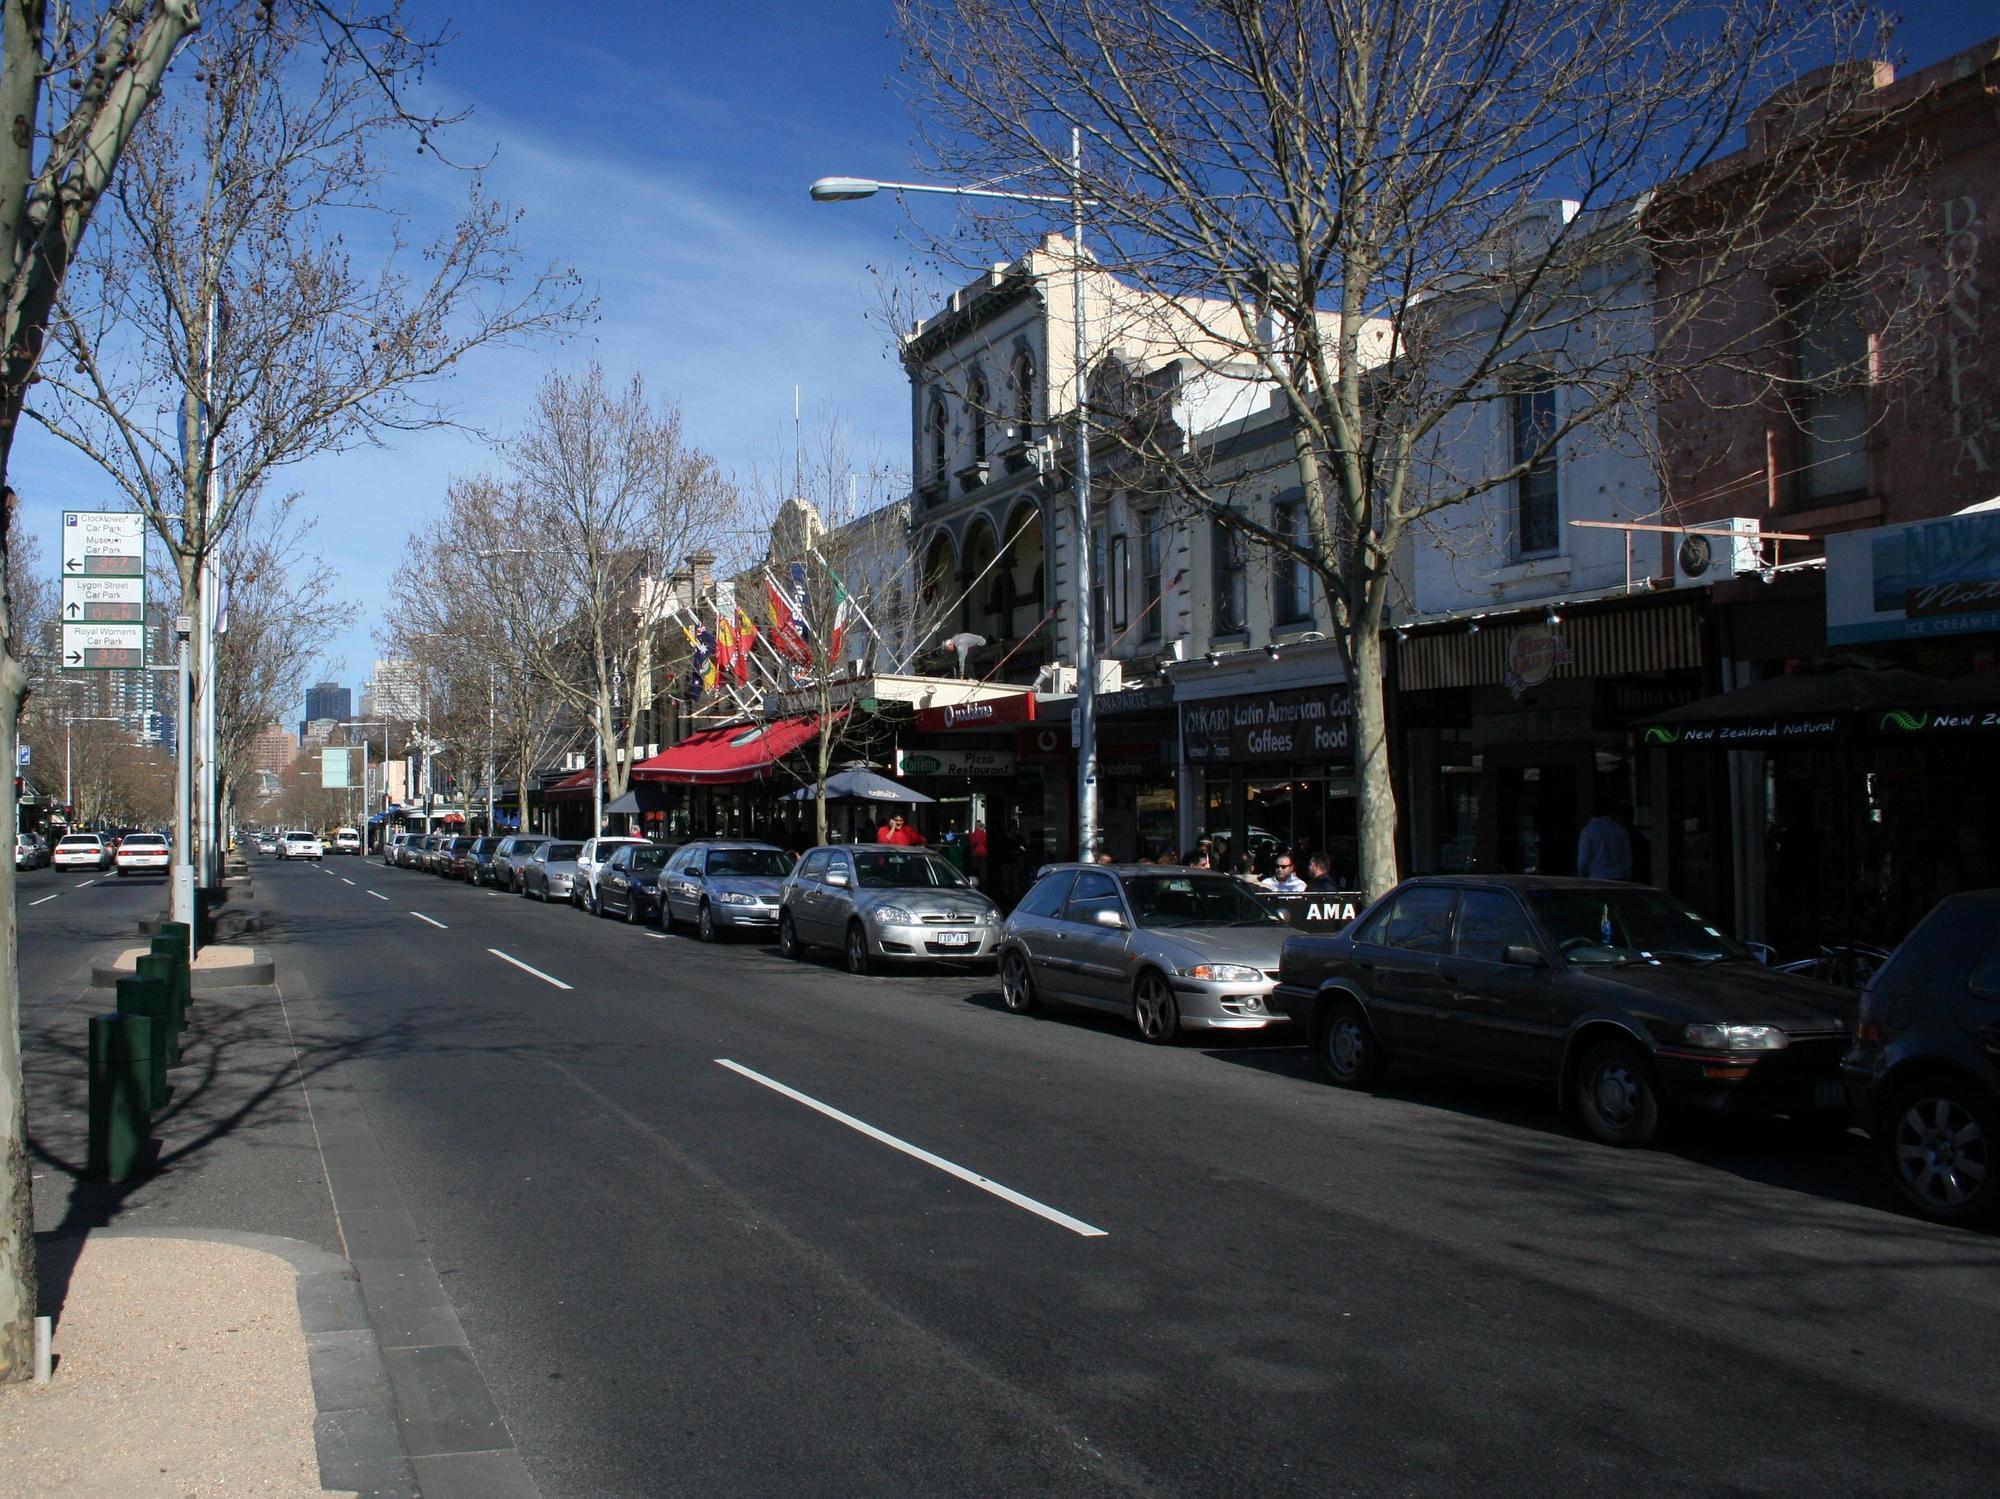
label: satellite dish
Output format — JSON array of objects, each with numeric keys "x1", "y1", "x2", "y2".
[{"x1": 945, "y1": 632, "x2": 987, "y2": 678}]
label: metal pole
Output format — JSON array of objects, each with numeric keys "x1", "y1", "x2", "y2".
[
  {"x1": 1070, "y1": 124, "x2": 1099, "y2": 859},
  {"x1": 486, "y1": 665, "x2": 496, "y2": 834},
  {"x1": 171, "y1": 629, "x2": 193, "y2": 930},
  {"x1": 64, "y1": 721, "x2": 70, "y2": 811}
]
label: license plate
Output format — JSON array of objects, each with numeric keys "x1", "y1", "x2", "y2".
[
  {"x1": 1815, "y1": 1079, "x2": 1848, "y2": 1110},
  {"x1": 935, "y1": 930, "x2": 971, "y2": 948}
]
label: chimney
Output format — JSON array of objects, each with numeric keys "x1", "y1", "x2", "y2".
[{"x1": 689, "y1": 551, "x2": 715, "y2": 595}]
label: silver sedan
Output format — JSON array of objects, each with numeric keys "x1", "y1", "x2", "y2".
[
  {"x1": 779, "y1": 845, "x2": 1002, "y2": 974},
  {"x1": 522, "y1": 840, "x2": 583, "y2": 902},
  {"x1": 998, "y1": 864, "x2": 1293, "y2": 1043},
  {"x1": 661, "y1": 841, "x2": 794, "y2": 940}
]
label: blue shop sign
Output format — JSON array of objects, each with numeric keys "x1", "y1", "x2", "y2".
[{"x1": 1828, "y1": 508, "x2": 2000, "y2": 645}]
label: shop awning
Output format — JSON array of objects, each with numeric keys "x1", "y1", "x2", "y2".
[
  {"x1": 1637, "y1": 666, "x2": 2000, "y2": 748},
  {"x1": 604, "y1": 784, "x2": 679, "y2": 816},
  {"x1": 630, "y1": 713, "x2": 829, "y2": 785},
  {"x1": 539, "y1": 768, "x2": 600, "y2": 803}
]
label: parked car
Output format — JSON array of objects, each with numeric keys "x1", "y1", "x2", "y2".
[
  {"x1": 661, "y1": 841, "x2": 792, "y2": 940},
  {"x1": 493, "y1": 834, "x2": 550, "y2": 893},
  {"x1": 464, "y1": 836, "x2": 505, "y2": 886},
  {"x1": 113, "y1": 832, "x2": 171, "y2": 878},
  {"x1": 1273, "y1": 876, "x2": 1853, "y2": 1148},
  {"x1": 597, "y1": 842, "x2": 675, "y2": 924},
  {"x1": 522, "y1": 840, "x2": 583, "y2": 902},
  {"x1": 279, "y1": 830, "x2": 325, "y2": 861},
  {"x1": 440, "y1": 835, "x2": 479, "y2": 879},
  {"x1": 1842, "y1": 890, "x2": 2000, "y2": 1226},
  {"x1": 424, "y1": 835, "x2": 457, "y2": 874},
  {"x1": 779, "y1": 845, "x2": 1001, "y2": 974},
  {"x1": 52, "y1": 834, "x2": 113, "y2": 872},
  {"x1": 15, "y1": 831, "x2": 47, "y2": 869},
  {"x1": 999, "y1": 864, "x2": 1293, "y2": 1042},
  {"x1": 331, "y1": 827, "x2": 363, "y2": 855},
  {"x1": 572, "y1": 836, "x2": 650, "y2": 913},
  {"x1": 381, "y1": 832, "x2": 405, "y2": 866}
]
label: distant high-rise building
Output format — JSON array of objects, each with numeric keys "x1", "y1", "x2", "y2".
[
  {"x1": 305, "y1": 680, "x2": 352, "y2": 724},
  {"x1": 369, "y1": 659, "x2": 423, "y2": 721},
  {"x1": 252, "y1": 722, "x2": 297, "y2": 777}
]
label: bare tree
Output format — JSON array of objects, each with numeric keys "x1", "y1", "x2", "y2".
[
  {"x1": 474, "y1": 366, "x2": 736, "y2": 824},
  {"x1": 0, "y1": 0, "x2": 200, "y2": 1384},
  {"x1": 24, "y1": 0, "x2": 588, "y2": 877},
  {"x1": 897, "y1": 0, "x2": 1924, "y2": 894}
]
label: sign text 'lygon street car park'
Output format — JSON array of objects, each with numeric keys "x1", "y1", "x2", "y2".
[{"x1": 60, "y1": 510, "x2": 147, "y2": 670}]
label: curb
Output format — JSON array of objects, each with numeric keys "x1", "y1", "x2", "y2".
[
  {"x1": 91, "y1": 946, "x2": 277, "y2": 992},
  {"x1": 93, "y1": 1226, "x2": 418, "y2": 1499}
]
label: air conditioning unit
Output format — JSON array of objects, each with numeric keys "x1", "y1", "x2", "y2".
[
  {"x1": 1674, "y1": 517, "x2": 1763, "y2": 588},
  {"x1": 1035, "y1": 663, "x2": 1076, "y2": 695}
]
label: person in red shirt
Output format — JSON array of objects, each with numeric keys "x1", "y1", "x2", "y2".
[
  {"x1": 880, "y1": 813, "x2": 924, "y2": 845},
  {"x1": 876, "y1": 818, "x2": 897, "y2": 844},
  {"x1": 968, "y1": 821, "x2": 988, "y2": 858}
]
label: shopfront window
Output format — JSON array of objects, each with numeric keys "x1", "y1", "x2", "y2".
[
  {"x1": 1139, "y1": 510, "x2": 1165, "y2": 641},
  {"x1": 1510, "y1": 374, "x2": 1559, "y2": 557},
  {"x1": 1787, "y1": 281, "x2": 1869, "y2": 504},
  {"x1": 1273, "y1": 498, "x2": 1314, "y2": 626}
]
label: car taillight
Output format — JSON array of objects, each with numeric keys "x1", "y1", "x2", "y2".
[{"x1": 1854, "y1": 983, "x2": 1883, "y2": 1046}]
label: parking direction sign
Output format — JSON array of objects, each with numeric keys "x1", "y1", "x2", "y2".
[
  {"x1": 62, "y1": 510, "x2": 146, "y2": 576},
  {"x1": 62, "y1": 575, "x2": 145, "y2": 623},
  {"x1": 61, "y1": 511, "x2": 146, "y2": 670},
  {"x1": 63, "y1": 621, "x2": 146, "y2": 669}
]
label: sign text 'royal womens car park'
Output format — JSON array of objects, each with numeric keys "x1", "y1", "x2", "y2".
[{"x1": 61, "y1": 511, "x2": 147, "y2": 669}]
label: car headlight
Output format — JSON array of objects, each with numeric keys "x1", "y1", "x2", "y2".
[
  {"x1": 1176, "y1": 962, "x2": 1265, "y2": 983},
  {"x1": 717, "y1": 891, "x2": 756, "y2": 905},
  {"x1": 872, "y1": 905, "x2": 916, "y2": 926},
  {"x1": 1683, "y1": 1022, "x2": 1788, "y2": 1052}
]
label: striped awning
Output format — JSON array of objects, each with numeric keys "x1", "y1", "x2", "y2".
[{"x1": 1399, "y1": 599, "x2": 1701, "y2": 693}]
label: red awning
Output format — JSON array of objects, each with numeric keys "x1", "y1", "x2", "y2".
[
  {"x1": 630, "y1": 714, "x2": 828, "y2": 785},
  {"x1": 539, "y1": 768, "x2": 602, "y2": 803}
]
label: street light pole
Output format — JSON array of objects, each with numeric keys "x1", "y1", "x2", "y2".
[{"x1": 809, "y1": 139, "x2": 1102, "y2": 854}]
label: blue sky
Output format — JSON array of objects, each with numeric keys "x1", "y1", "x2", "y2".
[{"x1": 10, "y1": 1, "x2": 1996, "y2": 722}]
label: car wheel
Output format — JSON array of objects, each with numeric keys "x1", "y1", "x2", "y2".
[
  {"x1": 845, "y1": 922, "x2": 871, "y2": 976},
  {"x1": 1888, "y1": 1077, "x2": 1999, "y2": 1225},
  {"x1": 1132, "y1": 972, "x2": 1180, "y2": 1044},
  {"x1": 779, "y1": 911, "x2": 802, "y2": 959},
  {"x1": 625, "y1": 893, "x2": 641, "y2": 925},
  {"x1": 1319, "y1": 999, "x2": 1384, "y2": 1089},
  {"x1": 999, "y1": 952, "x2": 1037, "y2": 1014},
  {"x1": 698, "y1": 902, "x2": 717, "y2": 943},
  {"x1": 595, "y1": 888, "x2": 613, "y2": 919},
  {"x1": 1574, "y1": 1037, "x2": 1663, "y2": 1148}
]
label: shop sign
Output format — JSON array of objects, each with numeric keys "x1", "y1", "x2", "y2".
[
  {"x1": 915, "y1": 693, "x2": 1037, "y2": 732},
  {"x1": 895, "y1": 747, "x2": 1018, "y2": 777},
  {"x1": 1502, "y1": 624, "x2": 1575, "y2": 698},
  {"x1": 1181, "y1": 683, "x2": 1353, "y2": 764},
  {"x1": 1265, "y1": 890, "x2": 1369, "y2": 931},
  {"x1": 1019, "y1": 726, "x2": 1066, "y2": 762},
  {"x1": 1828, "y1": 510, "x2": 2000, "y2": 645},
  {"x1": 1071, "y1": 681, "x2": 1174, "y2": 744}
]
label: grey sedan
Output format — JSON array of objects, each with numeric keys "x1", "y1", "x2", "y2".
[
  {"x1": 662, "y1": 841, "x2": 794, "y2": 941},
  {"x1": 522, "y1": 840, "x2": 583, "y2": 902},
  {"x1": 779, "y1": 845, "x2": 1002, "y2": 974},
  {"x1": 493, "y1": 834, "x2": 550, "y2": 893},
  {"x1": 998, "y1": 864, "x2": 1292, "y2": 1043}
]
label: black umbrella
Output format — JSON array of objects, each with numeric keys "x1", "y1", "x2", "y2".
[
  {"x1": 1636, "y1": 665, "x2": 1998, "y2": 748},
  {"x1": 782, "y1": 768, "x2": 936, "y2": 804}
]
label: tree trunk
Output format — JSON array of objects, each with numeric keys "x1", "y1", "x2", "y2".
[
  {"x1": 1350, "y1": 622, "x2": 1399, "y2": 897},
  {"x1": 0, "y1": 646, "x2": 32, "y2": 1381}
]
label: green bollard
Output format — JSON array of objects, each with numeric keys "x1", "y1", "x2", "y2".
[
  {"x1": 137, "y1": 954, "x2": 182, "y2": 1064},
  {"x1": 154, "y1": 926, "x2": 192, "y2": 1020},
  {"x1": 88, "y1": 1013, "x2": 152, "y2": 1183},
  {"x1": 147, "y1": 936, "x2": 189, "y2": 1033},
  {"x1": 115, "y1": 975, "x2": 172, "y2": 1109}
]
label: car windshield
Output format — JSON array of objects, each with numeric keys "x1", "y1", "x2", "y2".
[
  {"x1": 852, "y1": 850, "x2": 967, "y2": 889},
  {"x1": 511, "y1": 839, "x2": 547, "y2": 855},
  {"x1": 123, "y1": 835, "x2": 166, "y2": 847},
  {"x1": 1124, "y1": 873, "x2": 1287, "y2": 929},
  {"x1": 629, "y1": 847, "x2": 669, "y2": 872},
  {"x1": 708, "y1": 848, "x2": 791, "y2": 878},
  {"x1": 58, "y1": 837, "x2": 97, "y2": 847},
  {"x1": 546, "y1": 843, "x2": 582, "y2": 860},
  {"x1": 1528, "y1": 887, "x2": 1751, "y2": 965}
]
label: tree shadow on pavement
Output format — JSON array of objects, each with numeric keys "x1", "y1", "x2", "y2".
[{"x1": 25, "y1": 981, "x2": 586, "y2": 1331}]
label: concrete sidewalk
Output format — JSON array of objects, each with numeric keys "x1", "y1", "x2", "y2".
[{"x1": 23, "y1": 960, "x2": 418, "y2": 1497}]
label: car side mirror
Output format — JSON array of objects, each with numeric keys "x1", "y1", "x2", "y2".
[
  {"x1": 1093, "y1": 907, "x2": 1127, "y2": 930},
  {"x1": 826, "y1": 870, "x2": 850, "y2": 889},
  {"x1": 1502, "y1": 944, "x2": 1547, "y2": 968}
]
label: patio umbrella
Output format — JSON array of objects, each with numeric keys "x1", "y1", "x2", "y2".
[
  {"x1": 782, "y1": 768, "x2": 935, "y2": 804},
  {"x1": 1635, "y1": 665, "x2": 1986, "y2": 747}
]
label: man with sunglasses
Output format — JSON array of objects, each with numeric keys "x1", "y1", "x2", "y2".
[{"x1": 1262, "y1": 851, "x2": 1307, "y2": 893}]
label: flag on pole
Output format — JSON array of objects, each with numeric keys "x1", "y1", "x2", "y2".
[
  {"x1": 763, "y1": 567, "x2": 811, "y2": 665},
  {"x1": 713, "y1": 611, "x2": 737, "y2": 689},
  {"x1": 825, "y1": 567, "x2": 855, "y2": 663},
  {"x1": 698, "y1": 622, "x2": 719, "y2": 695}
]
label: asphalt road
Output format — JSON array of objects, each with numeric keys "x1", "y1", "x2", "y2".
[{"x1": 31, "y1": 853, "x2": 2000, "y2": 1496}]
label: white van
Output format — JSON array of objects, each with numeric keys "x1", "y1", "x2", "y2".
[{"x1": 331, "y1": 827, "x2": 363, "y2": 855}]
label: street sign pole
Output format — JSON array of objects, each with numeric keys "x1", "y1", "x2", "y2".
[{"x1": 171, "y1": 620, "x2": 194, "y2": 938}]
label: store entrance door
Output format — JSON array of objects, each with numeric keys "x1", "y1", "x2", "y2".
[{"x1": 1493, "y1": 761, "x2": 1578, "y2": 875}]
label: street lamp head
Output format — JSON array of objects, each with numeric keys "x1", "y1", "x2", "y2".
[{"x1": 809, "y1": 176, "x2": 880, "y2": 202}]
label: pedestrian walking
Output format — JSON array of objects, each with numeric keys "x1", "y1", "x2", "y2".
[{"x1": 1576, "y1": 800, "x2": 1634, "y2": 881}]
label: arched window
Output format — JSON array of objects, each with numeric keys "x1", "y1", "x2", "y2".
[
  {"x1": 927, "y1": 396, "x2": 948, "y2": 480},
  {"x1": 968, "y1": 371, "x2": 989, "y2": 463},
  {"x1": 1011, "y1": 348, "x2": 1035, "y2": 443}
]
